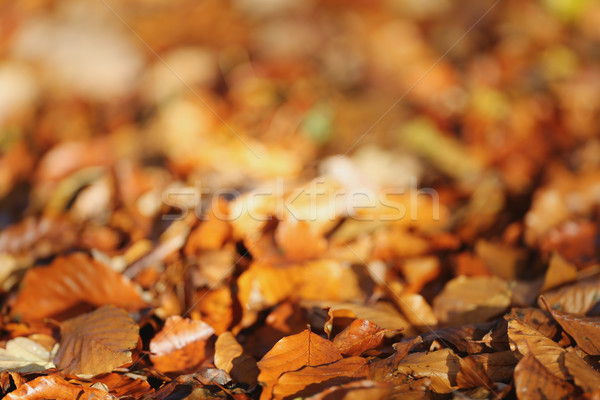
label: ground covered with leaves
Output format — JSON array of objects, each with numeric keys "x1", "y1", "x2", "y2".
[{"x1": 1, "y1": 0, "x2": 600, "y2": 399}]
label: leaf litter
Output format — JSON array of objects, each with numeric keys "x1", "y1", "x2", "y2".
[{"x1": 1, "y1": 0, "x2": 600, "y2": 399}]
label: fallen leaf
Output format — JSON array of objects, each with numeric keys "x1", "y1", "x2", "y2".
[
  {"x1": 257, "y1": 329, "x2": 342, "y2": 400},
  {"x1": 243, "y1": 301, "x2": 308, "y2": 359},
  {"x1": 150, "y1": 316, "x2": 215, "y2": 374},
  {"x1": 214, "y1": 332, "x2": 259, "y2": 388},
  {"x1": 392, "y1": 348, "x2": 463, "y2": 393},
  {"x1": 513, "y1": 353, "x2": 575, "y2": 400},
  {"x1": 11, "y1": 253, "x2": 146, "y2": 321},
  {"x1": 369, "y1": 336, "x2": 423, "y2": 382},
  {"x1": 455, "y1": 355, "x2": 496, "y2": 391},
  {"x1": 184, "y1": 198, "x2": 231, "y2": 253},
  {"x1": 0, "y1": 337, "x2": 57, "y2": 373},
  {"x1": 467, "y1": 351, "x2": 518, "y2": 382},
  {"x1": 398, "y1": 256, "x2": 440, "y2": 294},
  {"x1": 305, "y1": 380, "x2": 391, "y2": 400},
  {"x1": 419, "y1": 321, "x2": 496, "y2": 354},
  {"x1": 433, "y1": 275, "x2": 512, "y2": 326},
  {"x1": 54, "y1": 305, "x2": 139, "y2": 376},
  {"x1": 506, "y1": 307, "x2": 560, "y2": 341},
  {"x1": 304, "y1": 300, "x2": 414, "y2": 337},
  {"x1": 392, "y1": 293, "x2": 438, "y2": 328},
  {"x1": 4, "y1": 374, "x2": 115, "y2": 400},
  {"x1": 542, "y1": 252, "x2": 579, "y2": 292},
  {"x1": 88, "y1": 373, "x2": 154, "y2": 399},
  {"x1": 564, "y1": 347, "x2": 600, "y2": 393},
  {"x1": 272, "y1": 357, "x2": 369, "y2": 400},
  {"x1": 193, "y1": 285, "x2": 234, "y2": 335},
  {"x1": 332, "y1": 319, "x2": 391, "y2": 356},
  {"x1": 275, "y1": 219, "x2": 327, "y2": 261},
  {"x1": 507, "y1": 318, "x2": 568, "y2": 379},
  {"x1": 540, "y1": 220, "x2": 599, "y2": 266},
  {"x1": 238, "y1": 260, "x2": 365, "y2": 313},
  {"x1": 542, "y1": 276, "x2": 600, "y2": 315},
  {"x1": 545, "y1": 301, "x2": 600, "y2": 355},
  {"x1": 475, "y1": 239, "x2": 528, "y2": 280}
]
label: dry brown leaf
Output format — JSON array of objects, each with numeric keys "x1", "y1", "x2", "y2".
[
  {"x1": 392, "y1": 348, "x2": 462, "y2": 393},
  {"x1": 564, "y1": 347, "x2": 600, "y2": 393},
  {"x1": 88, "y1": 373, "x2": 154, "y2": 399},
  {"x1": 238, "y1": 260, "x2": 365, "y2": 313},
  {"x1": 150, "y1": 316, "x2": 215, "y2": 374},
  {"x1": 419, "y1": 321, "x2": 497, "y2": 354},
  {"x1": 4, "y1": 374, "x2": 115, "y2": 400},
  {"x1": 272, "y1": 357, "x2": 369, "y2": 400},
  {"x1": 54, "y1": 305, "x2": 139, "y2": 376},
  {"x1": 542, "y1": 277, "x2": 600, "y2": 315},
  {"x1": 332, "y1": 319, "x2": 391, "y2": 356},
  {"x1": 243, "y1": 301, "x2": 308, "y2": 359},
  {"x1": 514, "y1": 353, "x2": 576, "y2": 400},
  {"x1": 433, "y1": 275, "x2": 512, "y2": 326},
  {"x1": 507, "y1": 318, "x2": 568, "y2": 379},
  {"x1": 305, "y1": 300, "x2": 414, "y2": 337},
  {"x1": 393, "y1": 293, "x2": 438, "y2": 327},
  {"x1": 11, "y1": 253, "x2": 146, "y2": 321},
  {"x1": 257, "y1": 329, "x2": 342, "y2": 400},
  {"x1": 369, "y1": 336, "x2": 423, "y2": 382},
  {"x1": 305, "y1": 380, "x2": 391, "y2": 400},
  {"x1": 214, "y1": 332, "x2": 259, "y2": 388},
  {"x1": 545, "y1": 300, "x2": 600, "y2": 355},
  {"x1": 455, "y1": 355, "x2": 496, "y2": 391},
  {"x1": 542, "y1": 252, "x2": 579, "y2": 292},
  {"x1": 506, "y1": 307, "x2": 560, "y2": 340},
  {"x1": 467, "y1": 351, "x2": 518, "y2": 382}
]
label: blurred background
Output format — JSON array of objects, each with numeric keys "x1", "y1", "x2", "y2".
[{"x1": 1, "y1": 0, "x2": 600, "y2": 240}]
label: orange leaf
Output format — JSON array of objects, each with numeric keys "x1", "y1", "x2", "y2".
[
  {"x1": 274, "y1": 219, "x2": 327, "y2": 262},
  {"x1": 507, "y1": 318, "x2": 567, "y2": 380},
  {"x1": 4, "y1": 374, "x2": 115, "y2": 400},
  {"x1": 54, "y1": 305, "x2": 139, "y2": 376},
  {"x1": 89, "y1": 373, "x2": 154, "y2": 399},
  {"x1": 545, "y1": 301, "x2": 600, "y2": 355},
  {"x1": 272, "y1": 357, "x2": 370, "y2": 400},
  {"x1": 11, "y1": 253, "x2": 146, "y2": 321},
  {"x1": 564, "y1": 348, "x2": 600, "y2": 393},
  {"x1": 214, "y1": 332, "x2": 259, "y2": 388},
  {"x1": 305, "y1": 380, "x2": 391, "y2": 400},
  {"x1": 257, "y1": 329, "x2": 342, "y2": 400},
  {"x1": 150, "y1": 316, "x2": 215, "y2": 374},
  {"x1": 433, "y1": 275, "x2": 511, "y2": 326},
  {"x1": 332, "y1": 319, "x2": 390, "y2": 356},
  {"x1": 541, "y1": 276, "x2": 600, "y2": 315},
  {"x1": 514, "y1": 353, "x2": 575, "y2": 400}
]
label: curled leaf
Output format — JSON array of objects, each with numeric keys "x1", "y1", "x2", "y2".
[
  {"x1": 214, "y1": 332, "x2": 259, "y2": 388},
  {"x1": 0, "y1": 337, "x2": 57, "y2": 373}
]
